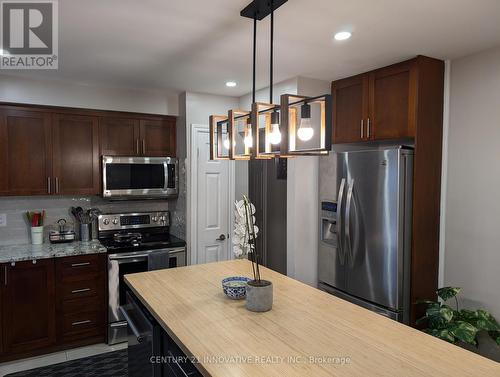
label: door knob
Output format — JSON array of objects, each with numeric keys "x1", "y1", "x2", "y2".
[{"x1": 216, "y1": 234, "x2": 226, "y2": 241}]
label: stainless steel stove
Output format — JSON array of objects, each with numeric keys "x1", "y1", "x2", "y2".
[{"x1": 98, "y1": 211, "x2": 186, "y2": 345}]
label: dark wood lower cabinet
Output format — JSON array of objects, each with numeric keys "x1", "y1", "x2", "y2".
[
  {"x1": 2, "y1": 259, "x2": 56, "y2": 355},
  {"x1": 0, "y1": 254, "x2": 106, "y2": 362},
  {"x1": 55, "y1": 254, "x2": 106, "y2": 346}
]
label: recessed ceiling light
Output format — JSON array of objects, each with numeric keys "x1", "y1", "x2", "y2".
[
  {"x1": 226, "y1": 81, "x2": 237, "y2": 87},
  {"x1": 334, "y1": 31, "x2": 352, "y2": 41}
]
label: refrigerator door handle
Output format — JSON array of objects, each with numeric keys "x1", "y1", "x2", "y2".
[
  {"x1": 345, "y1": 180, "x2": 354, "y2": 266},
  {"x1": 337, "y1": 178, "x2": 346, "y2": 265}
]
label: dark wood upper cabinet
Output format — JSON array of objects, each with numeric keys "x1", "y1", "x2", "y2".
[
  {"x1": 0, "y1": 109, "x2": 52, "y2": 196},
  {"x1": 2, "y1": 259, "x2": 56, "y2": 355},
  {"x1": 332, "y1": 74, "x2": 368, "y2": 143},
  {"x1": 0, "y1": 103, "x2": 177, "y2": 196},
  {"x1": 100, "y1": 117, "x2": 140, "y2": 156},
  {"x1": 369, "y1": 60, "x2": 416, "y2": 140},
  {"x1": 332, "y1": 56, "x2": 434, "y2": 144},
  {"x1": 140, "y1": 118, "x2": 176, "y2": 156},
  {"x1": 52, "y1": 114, "x2": 100, "y2": 195}
]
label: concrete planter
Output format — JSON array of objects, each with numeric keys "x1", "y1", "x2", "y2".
[
  {"x1": 246, "y1": 280, "x2": 273, "y2": 312},
  {"x1": 457, "y1": 332, "x2": 500, "y2": 362}
]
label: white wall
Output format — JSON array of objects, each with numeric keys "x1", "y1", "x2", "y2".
[
  {"x1": 444, "y1": 46, "x2": 500, "y2": 318},
  {"x1": 0, "y1": 74, "x2": 179, "y2": 115}
]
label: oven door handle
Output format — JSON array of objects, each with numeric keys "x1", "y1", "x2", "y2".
[
  {"x1": 109, "y1": 254, "x2": 150, "y2": 261},
  {"x1": 119, "y1": 306, "x2": 144, "y2": 343}
]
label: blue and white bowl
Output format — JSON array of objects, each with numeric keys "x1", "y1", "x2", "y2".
[{"x1": 222, "y1": 276, "x2": 251, "y2": 300}]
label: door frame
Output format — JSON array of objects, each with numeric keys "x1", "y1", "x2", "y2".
[{"x1": 187, "y1": 124, "x2": 235, "y2": 265}]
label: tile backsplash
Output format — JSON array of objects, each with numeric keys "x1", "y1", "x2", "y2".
[{"x1": 0, "y1": 195, "x2": 183, "y2": 246}]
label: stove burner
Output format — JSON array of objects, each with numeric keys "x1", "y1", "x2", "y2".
[{"x1": 113, "y1": 232, "x2": 142, "y2": 246}]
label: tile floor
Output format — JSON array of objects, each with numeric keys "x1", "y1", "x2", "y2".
[{"x1": 0, "y1": 342, "x2": 128, "y2": 377}]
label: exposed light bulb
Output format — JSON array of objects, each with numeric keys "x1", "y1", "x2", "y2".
[
  {"x1": 269, "y1": 111, "x2": 281, "y2": 145},
  {"x1": 269, "y1": 124, "x2": 281, "y2": 145},
  {"x1": 243, "y1": 117, "x2": 253, "y2": 148},
  {"x1": 297, "y1": 103, "x2": 314, "y2": 141},
  {"x1": 244, "y1": 133, "x2": 253, "y2": 148},
  {"x1": 297, "y1": 118, "x2": 314, "y2": 141}
]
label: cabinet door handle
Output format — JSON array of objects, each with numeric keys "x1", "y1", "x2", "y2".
[
  {"x1": 360, "y1": 119, "x2": 364, "y2": 139},
  {"x1": 47, "y1": 177, "x2": 51, "y2": 194},
  {"x1": 72, "y1": 319, "x2": 92, "y2": 326},
  {"x1": 4, "y1": 266, "x2": 7, "y2": 286},
  {"x1": 55, "y1": 177, "x2": 59, "y2": 194},
  {"x1": 136, "y1": 139, "x2": 140, "y2": 155},
  {"x1": 71, "y1": 288, "x2": 91, "y2": 294},
  {"x1": 71, "y1": 262, "x2": 91, "y2": 267},
  {"x1": 367, "y1": 118, "x2": 371, "y2": 138},
  {"x1": 142, "y1": 139, "x2": 145, "y2": 154}
]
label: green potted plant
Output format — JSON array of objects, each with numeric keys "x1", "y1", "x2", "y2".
[{"x1": 417, "y1": 287, "x2": 500, "y2": 361}]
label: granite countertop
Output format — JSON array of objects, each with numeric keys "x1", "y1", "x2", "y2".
[{"x1": 0, "y1": 240, "x2": 106, "y2": 264}]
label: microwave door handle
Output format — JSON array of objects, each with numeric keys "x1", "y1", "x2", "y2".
[
  {"x1": 337, "y1": 178, "x2": 346, "y2": 265},
  {"x1": 345, "y1": 180, "x2": 354, "y2": 267}
]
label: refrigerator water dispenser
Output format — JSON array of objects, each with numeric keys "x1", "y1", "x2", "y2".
[{"x1": 320, "y1": 201, "x2": 337, "y2": 247}]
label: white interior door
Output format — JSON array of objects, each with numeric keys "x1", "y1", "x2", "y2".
[{"x1": 195, "y1": 128, "x2": 230, "y2": 264}]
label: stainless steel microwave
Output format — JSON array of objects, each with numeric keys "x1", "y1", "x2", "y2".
[{"x1": 102, "y1": 156, "x2": 178, "y2": 199}]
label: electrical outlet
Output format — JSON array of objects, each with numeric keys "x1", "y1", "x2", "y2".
[{"x1": 0, "y1": 213, "x2": 6, "y2": 227}]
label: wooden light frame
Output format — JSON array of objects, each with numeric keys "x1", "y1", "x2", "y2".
[
  {"x1": 250, "y1": 102, "x2": 280, "y2": 159},
  {"x1": 280, "y1": 94, "x2": 332, "y2": 155},
  {"x1": 228, "y1": 109, "x2": 252, "y2": 160},
  {"x1": 209, "y1": 115, "x2": 230, "y2": 160}
]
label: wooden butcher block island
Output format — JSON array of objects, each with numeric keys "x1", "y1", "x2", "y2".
[{"x1": 125, "y1": 259, "x2": 499, "y2": 377}]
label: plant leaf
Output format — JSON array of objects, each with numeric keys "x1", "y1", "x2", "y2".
[
  {"x1": 425, "y1": 304, "x2": 454, "y2": 329},
  {"x1": 437, "y1": 287, "x2": 461, "y2": 301},
  {"x1": 456, "y1": 309, "x2": 478, "y2": 322},
  {"x1": 450, "y1": 321, "x2": 478, "y2": 345},
  {"x1": 476, "y1": 319, "x2": 499, "y2": 332},
  {"x1": 424, "y1": 328, "x2": 455, "y2": 343}
]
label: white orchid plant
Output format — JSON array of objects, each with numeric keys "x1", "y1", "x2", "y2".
[{"x1": 233, "y1": 195, "x2": 261, "y2": 282}]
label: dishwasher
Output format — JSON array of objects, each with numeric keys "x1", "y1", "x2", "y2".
[{"x1": 120, "y1": 291, "x2": 162, "y2": 377}]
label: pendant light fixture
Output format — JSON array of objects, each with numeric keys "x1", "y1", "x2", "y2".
[
  {"x1": 250, "y1": 0, "x2": 284, "y2": 159},
  {"x1": 209, "y1": 0, "x2": 332, "y2": 160}
]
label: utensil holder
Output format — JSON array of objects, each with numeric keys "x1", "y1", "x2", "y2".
[
  {"x1": 80, "y1": 223, "x2": 91, "y2": 242},
  {"x1": 31, "y1": 226, "x2": 44, "y2": 245}
]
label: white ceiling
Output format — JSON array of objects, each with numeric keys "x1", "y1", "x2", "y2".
[{"x1": 7, "y1": 0, "x2": 500, "y2": 96}]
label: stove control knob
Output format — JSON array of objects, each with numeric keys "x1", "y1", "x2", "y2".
[
  {"x1": 151, "y1": 216, "x2": 158, "y2": 222},
  {"x1": 112, "y1": 218, "x2": 119, "y2": 225},
  {"x1": 103, "y1": 218, "x2": 110, "y2": 225}
]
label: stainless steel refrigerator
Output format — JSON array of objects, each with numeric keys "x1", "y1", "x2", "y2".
[{"x1": 318, "y1": 146, "x2": 413, "y2": 323}]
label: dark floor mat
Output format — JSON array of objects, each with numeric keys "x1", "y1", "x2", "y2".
[{"x1": 5, "y1": 349, "x2": 127, "y2": 377}]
